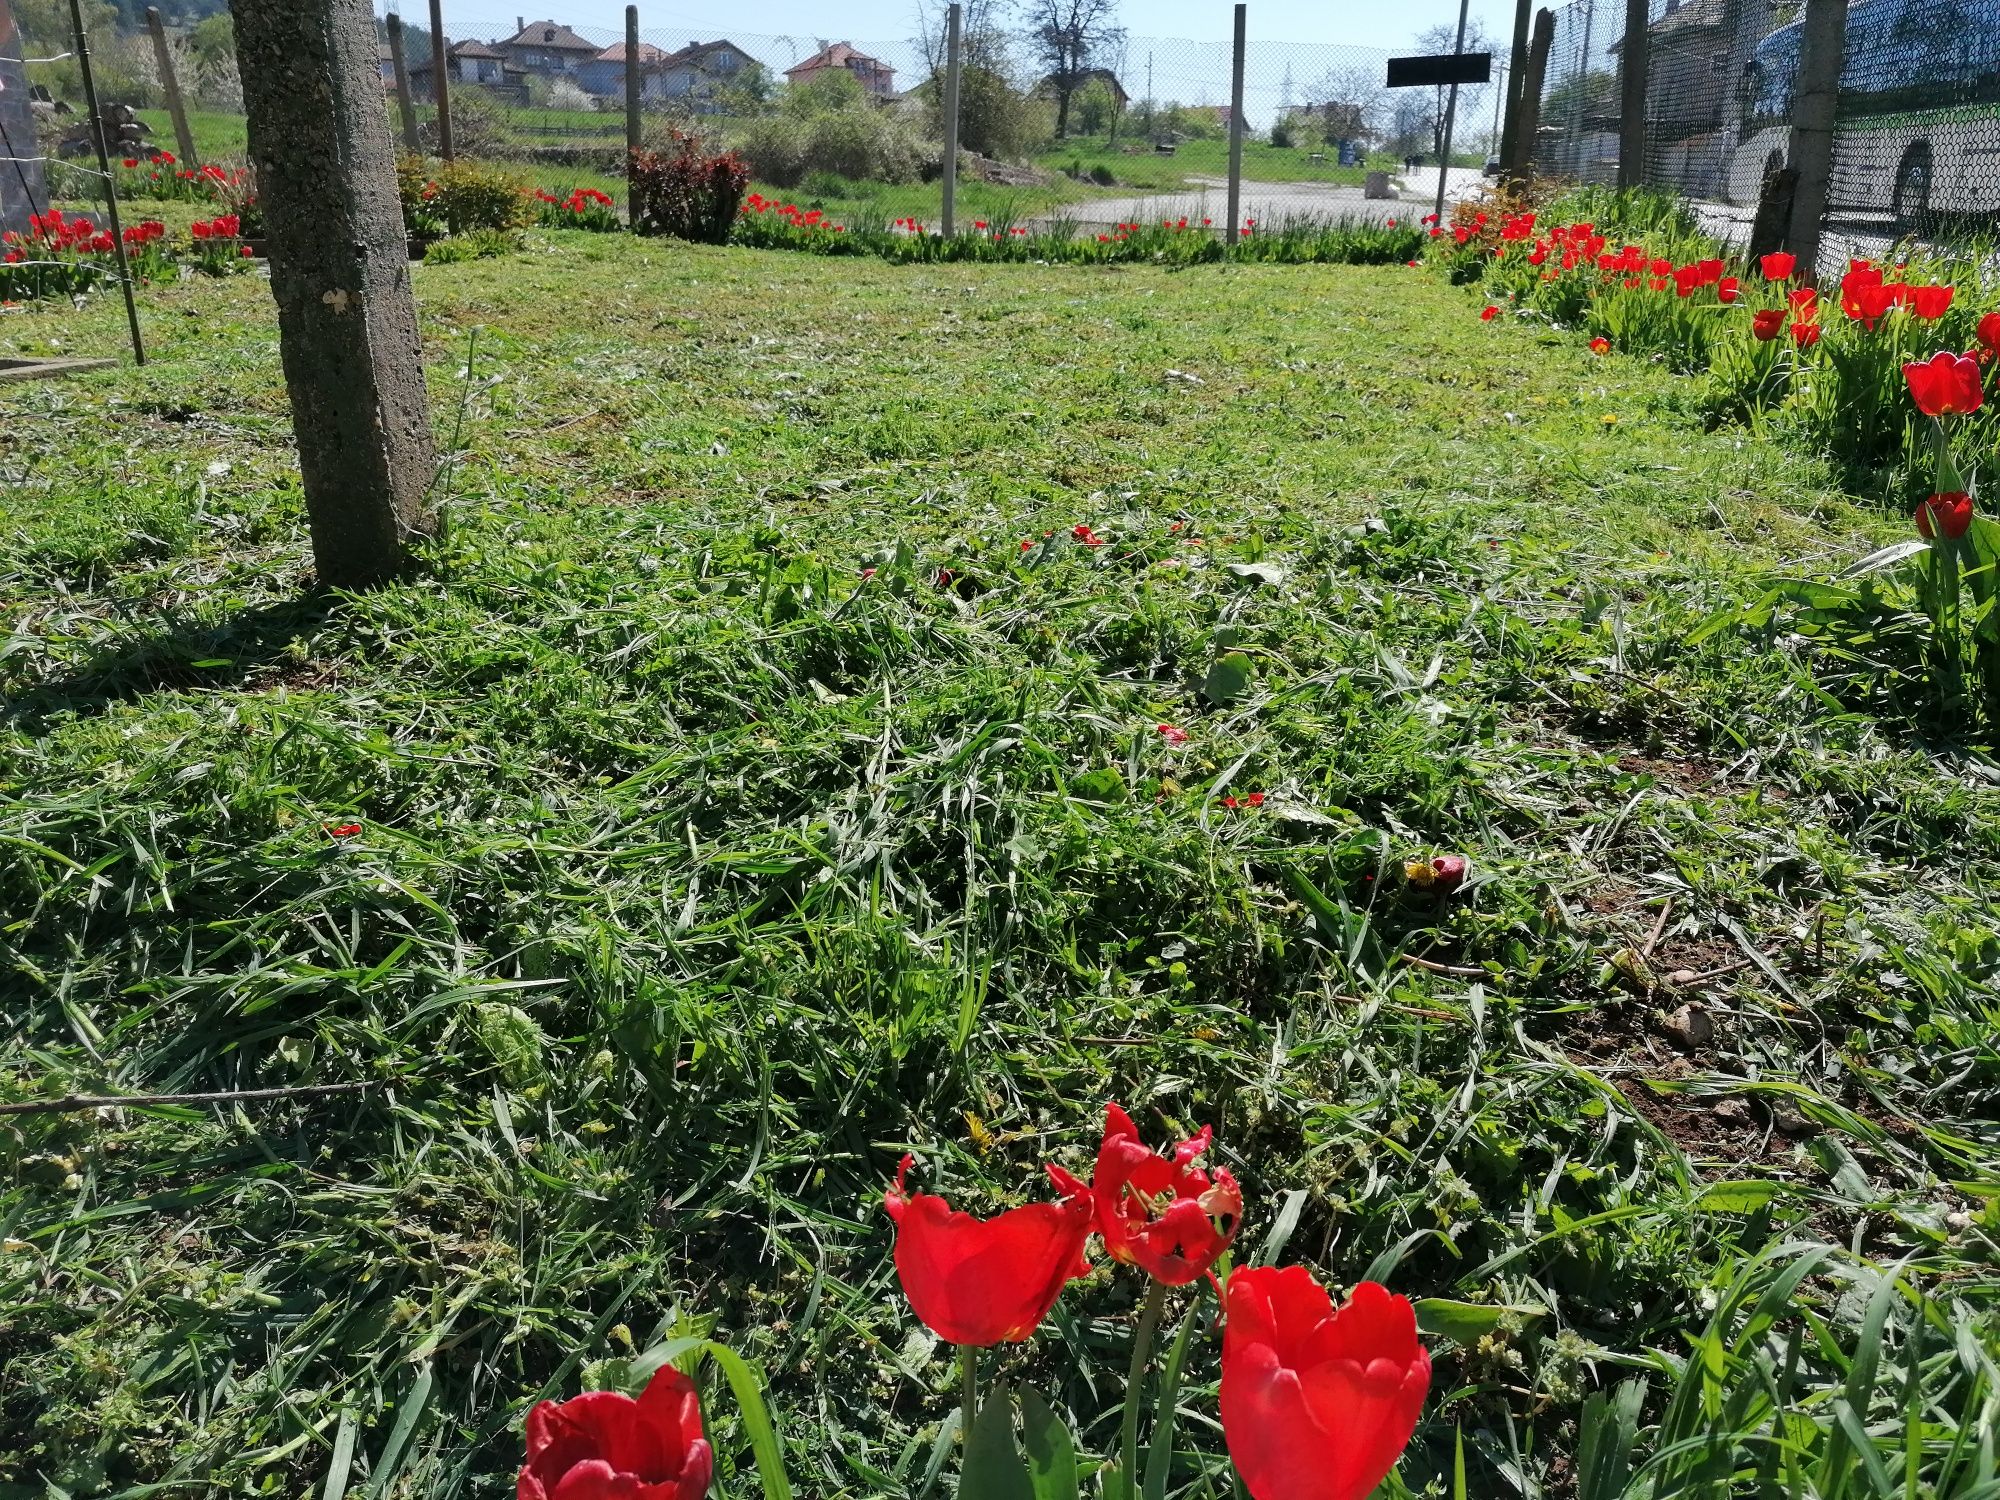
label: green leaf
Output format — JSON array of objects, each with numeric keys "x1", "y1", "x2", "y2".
[
  {"x1": 1202, "y1": 651, "x2": 1255, "y2": 706},
  {"x1": 1069, "y1": 766, "x2": 1128, "y2": 804},
  {"x1": 1839, "y1": 540, "x2": 1929, "y2": 578},
  {"x1": 1142, "y1": 1295, "x2": 1204, "y2": 1500},
  {"x1": 961, "y1": 1385, "x2": 1034, "y2": 1500},
  {"x1": 696, "y1": 1340, "x2": 795, "y2": 1500},
  {"x1": 1414, "y1": 1299, "x2": 1543, "y2": 1345},
  {"x1": 1019, "y1": 1389, "x2": 1080, "y2": 1500},
  {"x1": 1691, "y1": 1178, "x2": 1789, "y2": 1214},
  {"x1": 360, "y1": 1364, "x2": 433, "y2": 1499}
]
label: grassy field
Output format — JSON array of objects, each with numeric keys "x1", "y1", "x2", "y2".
[{"x1": 3, "y1": 233, "x2": 1998, "y2": 1499}]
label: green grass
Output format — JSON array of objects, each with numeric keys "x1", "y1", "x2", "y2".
[
  {"x1": 4, "y1": 233, "x2": 1999, "y2": 1500},
  {"x1": 1035, "y1": 134, "x2": 1376, "y2": 192}
]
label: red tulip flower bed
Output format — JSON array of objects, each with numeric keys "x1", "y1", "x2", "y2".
[
  {"x1": 524, "y1": 1104, "x2": 1431, "y2": 1499},
  {"x1": 533, "y1": 186, "x2": 622, "y2": 233},
  {"x1": 0, "y1": 208, "x2": 255, "y2": 305}
]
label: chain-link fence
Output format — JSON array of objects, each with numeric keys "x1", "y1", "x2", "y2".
[
  {"x1": 1529, "y1": 0, "x2": 2000, "y2": 239},
  {"x1": 7, "y1": 5, "x2": 1495, "y2": 232}
]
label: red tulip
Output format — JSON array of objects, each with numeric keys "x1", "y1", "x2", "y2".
[
  {"x1": 1791, "y1": 322, "x2": 1821, "y2": 348},
  {"x1": 1157, "y1": 723, "x2": 1189, "y2": 745},
  {"x1": 1911, "y1": 284, "x2": 1955, "y2": 320},
  {"x1": 1752, "y1": 309, "x2": 1785, "y2": 341},
  {"x1": 1789, "y1": 287, "x2": 1818, "y2": 312},
  {"x1": 1842, "y1": 280, "x2": 1894, "y2": 330},
  {"x1": 1718, "y1": 277, "x2": 1740, "y2": 303},
  {"x1": 1760, "y1": 251, "x2": 1795, "y2": 280},
  {"x1": 1905, "y1": 351, "x2": 1985, "y2": 416},
  {"x1": 1589, "y1": 337, "x2": 1610, "y2": 354},
  {"x1": 1480, "y1": 305, "x2": 1498, "y2": 321},
  {"x1": 883, "y1": 1154, "x2": 1094, "y2": 1346},
  {"x1": 517, "y1": 1365, "x2": 712, "y2": 1500},
  {"x1": 1917, "y1": 491, "x2": 1974, "y2": 541},
  {"x1": 1093, "y1": 1103, "x2": 1241, "y2": 1286},
  {"x1": 1978, "y1": 313, "x2": 2000, "y2": 353},
  {"x1": 1221, "y1": 1268, "x2": 1431, "y2": 1500}
]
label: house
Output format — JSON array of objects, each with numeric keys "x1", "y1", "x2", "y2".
[
  {"x1": 578, "y1": 39, "x2": 672, "y2": 98},
  {"x1": 579, "y1": 39, "x2": 760, "y2": 105},
  {"x1": 1036, "y1": 67, "x2": 1129, "y2": 109},
  {"x1": 497, "y1": 18, "x2": 603, "y2": 77},
  {"x1": 402, "y1": 38, "x2": 529, "y2": 101},
  {"x1": 785, "y1": 41, "x2": 894, "y2": 98}
]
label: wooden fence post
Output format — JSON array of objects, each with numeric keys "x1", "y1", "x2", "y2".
[
  {"x1": 1616, "y1": 0, "x2": 1649, "y2": 189},
  {"x1": 1499, "y1": 0, "x2": 1531, "y2": 174},
  {"x1": 1225, "y1": 3, "x2": 1245, "y2": 244},
  {"x1": 624, "y1": 3, "x2": 640, "y2": 212},
  {"x1": 1516, "y1": 8, "x2": 1554, "y2": 177},
  {"x1": 387, "y1": 12, "x2": 420, "y2": 154},
  {"x1": 144, "y1": 7, "x2": 198, "y2": 168},
  {"x1": 226, "y1": 0, "x2": 437, "y2": 588},
  {"x1": 426, "y1": 0, "x2": 452, "y2": 162}
]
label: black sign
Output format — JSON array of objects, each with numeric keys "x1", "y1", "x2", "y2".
[{"x1": 1386, "y1": 52, "x2": 1493, "y2": 89}]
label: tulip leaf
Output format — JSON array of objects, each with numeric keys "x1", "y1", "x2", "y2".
[
  {"x1": 1019, "y1": 1388, "x2": 1080, "y2": 1500},
  {"x1": 1202, "y1": 651, "x2": 1255, "y2": 706},
  {"x1": 961, "y1": 1385, "x2": 1034, "y2": 1500},
  {"x1": 1414, "y1": 1298, "x2": 1544, "y2": 1346},
  {"x1": 1142, "y1": 1292, "x2": 1205, "y2": 1500},
  {"x1": 695, "y1": 1340, "x2": 795, "y2": 1500}
]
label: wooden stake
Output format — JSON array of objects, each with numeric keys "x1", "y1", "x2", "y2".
[
  {"x1": 144, "y1": 7, "x2": 198, "y2": 168},
  {"x1": 426, "y1": 0, "x2": 452, "y2": 162},
  {"x1": 387, "y1": 12, "x2": 421, "y2": 154},
  {"x1": 69, "y1": 0, "x2": 144, "y2": 366}
]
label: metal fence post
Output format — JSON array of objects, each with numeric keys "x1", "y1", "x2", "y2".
[
  {"x1": 941, "y1": 2, "x2": 961, "y2": 236},
  {"x1": 624, "y1": 3, "x2": 640, "y2": 212},
  {"x1": 386, "y1": 13, "x2": 420, "y2": 154},
  {"x1": 1225, "y1": 2, "x2": 1245, "y2": 244},
  {"x1": 1616, "y1": 0, "x2": 1648, "y2": 189},
  {"x1": 1433, "y1": 0, "x2": 1471, "y2": 223},
  {"x1": 144, "y1": 7, "x2": 198, "y2": 168},
  {"x1": 1785, "y1": 0, "x2": 1847, "y2": 278},
  {"x1": 426, "y1": 0, "x2": 452, "y2": 163},
  {"x1": 68, "y1": 0, "x2": 143, "y2": 365}
]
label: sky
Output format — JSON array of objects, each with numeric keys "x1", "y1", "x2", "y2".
[{"x1": 401, "y1": 0, "x2": 1516, "y2": 61}]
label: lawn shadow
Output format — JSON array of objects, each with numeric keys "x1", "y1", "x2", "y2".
[{"x1": 2, "y1": 590, "x2": 341, "y2": 731}]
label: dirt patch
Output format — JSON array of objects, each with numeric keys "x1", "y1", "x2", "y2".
[{"x1": 1614, "y1": 751, "x2": 1715, "y2": 796}]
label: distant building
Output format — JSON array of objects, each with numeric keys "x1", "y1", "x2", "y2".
[
  {"x1": 785, "y1": 41, "x2": 894, "y2": 98},
  {"x1": 581, "y1": 38, "x2": 761, "y2": 107},
  {"x1": 497, "y1": 18, "x2": 603, "y2": 77},
  {"x1": 395, "y1": 37, "x2": 529, "y2": 100}
]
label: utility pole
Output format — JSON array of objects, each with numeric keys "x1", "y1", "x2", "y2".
[{"x1": 1433, "y1": 0, "x2": 1472, "y2": 222}]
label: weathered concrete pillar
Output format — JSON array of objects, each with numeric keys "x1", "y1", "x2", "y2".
[
  {"x1": 0, "y1": 0, "x2": 45, "y2": 236},
  {"x1": 1616, "y1": 0, "x2": 1648, "y2": 189},
  {"x1": 228, "y1": 0, "x2": 436, "y2": 588},
  {"x1": 1785, "y1": 0, "x2": 1848, "y2": 279}
]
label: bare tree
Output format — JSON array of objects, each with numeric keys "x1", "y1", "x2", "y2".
[
  {"x1": 1305, "y1": 63, "x2": 1389, "y2": 146},
  {"x1": 1411, "y1": 18, "x2": 1494, "y2": 162},
  {"x1": 1015, "y1": 0, "x2": 1123, "y2": 139},
  {"x1": 913, "y1": 0, "x2": 1011, "y2": 75}
]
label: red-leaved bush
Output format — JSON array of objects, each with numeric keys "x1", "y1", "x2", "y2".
[{"x1": 629, "y1": 133, "x2": 751, "y2": 246}]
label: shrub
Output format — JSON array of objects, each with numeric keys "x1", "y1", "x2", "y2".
[
  {"x1": 396, "y1": 156, "x2": 531, "y2": 238},
  {"x1": 735, "y1": 71, "x2": 926, "y2": 187},
  {"x1": 424, "y1": 228, "x2": 522, "y2": 263},
  {"x1": 629, "y1": 133, "x2": 751, "y2": 243}
]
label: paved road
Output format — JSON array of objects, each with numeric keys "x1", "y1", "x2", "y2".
[{"x1": 1044, "y1": 167, "x2": 1489, "y2": 231}]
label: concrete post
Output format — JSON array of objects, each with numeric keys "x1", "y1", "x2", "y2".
[
  {"x1": 1616, "y1": 0, "x2": 1649, "y2": 189},
  {"x1": 0, "y1": 0, "x2": 46, "y2": 236},
  {"x1": 426, "y1": 0, "x2": 452, "y2": 162},
  {"x1": 624, "y1": 4, "x2": 640, "y2": 212},
  {"x1": 1517, "y1": 8, "x2": 1554, "y2": 176},
  {"x1": 144, "y1": 8, "x2": 198, "y2": 168},
  {"x1": 941, "y1": 2, "x2": 961, "y2": 235},
  {"x1": 387, "y1": 13, "x2": 420, "y2": 154},
  {"x1": 1785, "y1": 0, "x2": 1848, "y2": 279},
  {"x1": 226, "y1": 0, "x2": 437, "y2": 588},
  {"x1": 1499, "y1": 0, "x2": 1531, "y2": 172},
  {"x1": 1225, "y1": 3, "x2": 1245, "y2": 245}
]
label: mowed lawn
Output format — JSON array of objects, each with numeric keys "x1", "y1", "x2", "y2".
[{"x1": 3, "y1": 238, "x2": 1997, "y2": 1498}]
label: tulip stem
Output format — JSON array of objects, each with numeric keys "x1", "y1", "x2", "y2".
[
  {"x1": 960, "y1": 1343, "x2": 978, "y2": 1443},
  {"x1": 1118, "y1": 1279, "x2": 1169, "y2": 1496}
]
